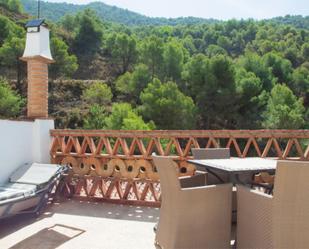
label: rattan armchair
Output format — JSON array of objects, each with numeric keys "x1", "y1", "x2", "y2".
[
  {"x1": 153, "y1": 155, "x2": 232, "y2": 249},
  {"x1": 191, "y1": 148, "x2": 237, "y2": 223},
  {"x1": 191, "y1": 148, "x2": 230, "y2": 184},
  {"x1": 236, "y1": 160, "x2": 309, "y2": 249},
  {"x1": 191, "y1": 148, "x2": 230, "y2": 160}
]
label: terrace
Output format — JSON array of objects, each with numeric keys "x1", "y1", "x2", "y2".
[{"x1": 1, "y1": 124, "x2": 309, "y2": 248}]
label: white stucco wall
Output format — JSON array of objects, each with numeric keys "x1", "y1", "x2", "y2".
[{"x1": 0, "y1": 119, "x2": 54, "y2": 184}]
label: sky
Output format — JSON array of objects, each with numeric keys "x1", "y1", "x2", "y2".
[{"x1": 47, "y1": 0, "x2": 309, "y2": 20}]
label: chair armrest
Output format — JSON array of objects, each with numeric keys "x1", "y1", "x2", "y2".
[
  {"x1": 236, "y1": 184, "x2": 273, "y2": 249},
  {"x1": 179, "y1": 172, "x2": 207, "y2": 188}
]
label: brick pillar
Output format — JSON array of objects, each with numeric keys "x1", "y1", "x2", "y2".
[{"x1": 26, "y1": 58, "x2": 49, "y2": 118}]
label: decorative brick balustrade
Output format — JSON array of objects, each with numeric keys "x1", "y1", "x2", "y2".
[{"x1": 50, "y1": 129, "x2": 309, "y2": 206}]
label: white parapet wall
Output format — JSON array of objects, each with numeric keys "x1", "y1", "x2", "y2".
[{"x1": 0, "y1": 119, "x2": 54, "y2": 184}]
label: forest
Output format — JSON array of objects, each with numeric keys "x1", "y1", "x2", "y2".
[{"x1": 0, "y1": 0, "x2": 309, "y2": 130}]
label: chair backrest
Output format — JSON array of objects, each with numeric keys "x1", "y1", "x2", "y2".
[
  {"x1": 152, "y1": 156, "x2": 181, "y2": 199},
  {"x1": 10, "y1": 163, "x2": 61, "y2": 185},
  {"x1": 191, "y1": 148, "x2": 230, "y2": 159},
  {"x1": 273, "y1": 160, "x2": 309, "y2": 248}
]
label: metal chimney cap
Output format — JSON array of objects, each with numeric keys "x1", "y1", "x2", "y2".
[{"x1": 25, "y1": 19, "x2": 46, "y2": 28}]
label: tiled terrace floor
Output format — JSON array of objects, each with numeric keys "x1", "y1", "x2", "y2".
[{"x1": 0, "y1": 200, "x2": 159, "y2": 249}]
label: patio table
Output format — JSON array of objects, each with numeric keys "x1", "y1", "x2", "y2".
[{"x1": 188, "y1": 157, "x2": 277, "y2": 186}]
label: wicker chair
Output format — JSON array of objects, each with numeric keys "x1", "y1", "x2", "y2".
[
  {"x1": 191, "y1": 148, "x2": 237, "y2": 224},
  {"x1": 191, "y1": 148, "x2": 230, "y2": 160},
  {"x1": 236, "y1": 160, "x2": 309, "y2": 249},
  {"x1": 153, "y1": 155, "x2": 232, "y2": 249},
  {"x1": 191, "y1": 148, "x2": 230, "y2": 184}
]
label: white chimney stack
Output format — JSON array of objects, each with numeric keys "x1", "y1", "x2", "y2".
[
  {"x1": 22, "y1": 19, "x2": 54, "y2": 62},
  {"x1": 21, "y1": 19, "x2": 54, "y2": 118}
]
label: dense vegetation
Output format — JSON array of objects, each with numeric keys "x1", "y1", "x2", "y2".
[{"x1": 0, "y1": 0, "x2": 308, "y2": 131}]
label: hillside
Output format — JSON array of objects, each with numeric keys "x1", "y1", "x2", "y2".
[
  {"x1": 1, "y1": 1, "x2": 309, "y2": 131},
  {"x1": 21, "y1": 0, "x2": 309, "y2": 28},
  {"x1": 0, "y1": 4, "x2": 28, "y2": 22},
  {"x1": 270, "y1": 15, "x2": 309, "y2": 30},
  {"x1": 21, "y1": 0, "x2": 218, "y2": 26}
]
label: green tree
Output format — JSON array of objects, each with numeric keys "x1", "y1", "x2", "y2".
[
  {"x1": 0, "y1": 16, "x2": 10, "y2": 46},
  {"x1": 105, "y1": 103, "x2": 154, "y2": 130},
  {"x1": 217, "y1": 35, "x2": 232, "y2": 52},
  {"x1": 284, "y1": 46, "x2": 300, "y2": 67},
  {"x1": 83, "y1": 104, "x2": 107, "y2": 129},
  {"x1": 59, "y1": 14, "x2": 77, "y2": 33},
  {"x1": 0, "y1": 15, "x2": 23, "y2": 46},
  {"x1": 207, "y1": 55, "x2": 238, "y2": 127},
  {"x1": 0, "y1": 37, "x2": 25, "y2": 90},
  {"x1": 181, "y1": 53, "x2": 210, "y2": 96},
  {"x1": 206, "y1": 44, "x2": 227, "y2": 57},
  {"x1": 262, "y1": 84, "x2": 305, "y2": 129},
  {"x1": 203, "y1": 28, "x2": 218, "y2": 46},
  {"x1": 122, "y1": 112, "x2": 155, "y2": 130},
  {"x1": 235, "y1": 68, "x2": 268, "y2": 128},
  {"x1": 263, "y1": 52, "x2": 292, "y2": 84},
  {"x1": 106, "y1": 32, "x2": 138, "y2": 73},
  {"x1": 139, "y1": 35, "x2": 164, "y2": 78},
  {"x1": 231, "y1": 32, "x2": 246, "y2": 56},
  {"x1": 182, "y1": 35, "x2": 196, "y2": 55},
  {"x1": 182, "y1": 54, "x2": 237, "y2": 128},
  {"x1": 115, "y1": 72, "x2": 131, "y2": 95},
  {"x1": 50, "y1": 37, "x2": 78, "y2": 79},
  {"x1": 7, "y1": 0, "x2": 23, "y2": 13},
  {"x1": 73, "y1": 9, "x2": 103, "y2": 57},
  {"x1": 83, "y1": 82, "x2": 113, "y2": 106},
  {"x1": 289, "y1": 65, "x2": 309, "y2": 106},
  {"x1": 301, "y1": 43, "x2": 309, "y2": 61},
  {"x1": 116, "y1": 63, "x2": 151, "y2": 102},
  {"x1": 0, "y1": 78, "x2": 24, "y2": 118},
  {"x1": 163, "y1": 39, "x2": 185, "y2": 81},
  {"x1": 238, "y1": 52, "x2": 275, "y2": 91},
  {"x1": 140, "y1": 78, "x2": 196, "y2": 129}
]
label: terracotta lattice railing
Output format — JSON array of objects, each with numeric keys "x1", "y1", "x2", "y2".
[{"x1": 50, "y1": 129, "x2": 309, "y2": 206}]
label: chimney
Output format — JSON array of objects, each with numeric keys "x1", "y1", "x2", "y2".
[{"x1": 20, "y1": 19, "x2": 54, "y2": 119}]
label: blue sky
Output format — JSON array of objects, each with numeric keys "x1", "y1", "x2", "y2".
[{"x1": 47, "y1": 0, "x2": 309, "y2": 20}]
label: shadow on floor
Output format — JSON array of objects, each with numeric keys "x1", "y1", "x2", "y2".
[
  {"x1": 0, "y1": 214, "x2": 40, "y2": 239},
  {"x1": 0, "y1": 202, "x2": 56, "y2": 239},
  {"x1": 8, "y1": 224, "x2": 84, "y2": 249},
  {"x1": 51, "y1": 198, "x2": 160, "y2": 223}
]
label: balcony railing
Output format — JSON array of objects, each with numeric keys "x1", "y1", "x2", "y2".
[{"x1": 50, "y1": 129, "x2": 309, "y2": 206}]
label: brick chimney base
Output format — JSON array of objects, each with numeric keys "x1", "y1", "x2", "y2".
[{"x1": 27, "y1": 59, "x2": 48, "y2": 118}]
